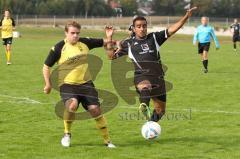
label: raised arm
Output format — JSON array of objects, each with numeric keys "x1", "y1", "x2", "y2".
[
  {"x1": 168, "y1": 7, "x2": 197, "y2": 37},
  {"x1": 104, "y1": 26, "x2": 129, "y2": 60},
  {"x1": 103, "y1": 26, "x2": 113, "y2": 44},
  {"x1": 104, "y1": 26, "x2": 115, "y2": 59},
  {"x1": 12, "y1": 18, "x2": 16, "y2": 30}
]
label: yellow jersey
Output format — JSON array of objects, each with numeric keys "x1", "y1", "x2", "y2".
[
  {"x1": 44, "y1": 38, "x2": 103, "y2": 86},
  {"x1": 0, "y1": 17, "x2": 15, "y2": 38}
]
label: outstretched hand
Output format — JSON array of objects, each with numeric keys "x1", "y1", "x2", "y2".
[
  {"x1": 186, "y1": 7, "x2": 197, "y2": 17},
  {"x1": 105, "y1": 25, "x2": 114, "y2": 39}
]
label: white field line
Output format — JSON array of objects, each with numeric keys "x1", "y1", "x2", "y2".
[
  {"x1": 0, "y1": 94, "x2": 52, "y2": 105},
  {"x1": 0, "y1": 94, "x2": 239, "y2": 115},
  {"x1": 118, "y1": 106, "x2": 240, "y2": 115}
]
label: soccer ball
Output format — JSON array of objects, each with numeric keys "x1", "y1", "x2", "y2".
[{"x1": 141, "y1": 121, "x2": 161, "y2": 140}]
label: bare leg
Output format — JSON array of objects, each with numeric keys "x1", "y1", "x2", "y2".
[
  {"x1": 136, "y1": 80, "x2": 152, "y2": 106},
  {"x1": 136, "y1": 80, "x2": 152, "y2": 119}
]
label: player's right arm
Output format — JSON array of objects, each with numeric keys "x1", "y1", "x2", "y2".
[
  {"x1": 229, "y1": 24, "x2": 234, "y2": 34},
  {"x1": 43, "y1": 64, "x2": 52, "y2": 94},
  {"x1": 193, "y1": 27, "x2": 199, "y2": 45},
  {"x1": 43, "y1": 41, "x2": 63, "y2": 94}
]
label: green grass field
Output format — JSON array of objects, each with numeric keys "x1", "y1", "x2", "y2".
[{"x1": 0, "y1": 27, "x2": 240, "y2": 159}]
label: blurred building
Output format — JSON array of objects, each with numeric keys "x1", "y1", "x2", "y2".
[{"x1": 105, "y1": 0, "x2": 155, "y2": 16}]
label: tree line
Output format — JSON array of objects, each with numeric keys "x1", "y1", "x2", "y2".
[{"x1": 0, "y1": 0, "x2": 239, "y2": 17}]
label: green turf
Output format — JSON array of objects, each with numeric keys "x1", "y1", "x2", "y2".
[{"x1": 0, "y1": 27, "x2": 240, "y2": 159}]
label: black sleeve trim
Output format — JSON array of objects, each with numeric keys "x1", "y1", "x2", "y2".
[
  {"x1": 44, "y1": 40, "x2": 65, "y2": 67},
  {"x1": 11, "y1": 18, "x2": 15, "y2": 27},
  {"x1": 113, "y1": 40, "x2": 128, "y2": 58},
  {"x1": 154, "y1": 30, "x2": 168, "y2": 46},
  {"x1": 79, "y1": 37, "x2": 103, "y2": 50},
  {"x1": 0, "y1": 18, "x2": 3, "y2": 26},
  {"x1": 166, "y1": 29, "x2": 170, "y2": 38}
]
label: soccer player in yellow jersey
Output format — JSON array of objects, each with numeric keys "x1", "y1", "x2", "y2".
[
  {"x1": 0, "y1": 9, "x2": 15, "y2": 65},
  {"x1": 43, "y1": 21, "x2": 116, "y2": 148}
]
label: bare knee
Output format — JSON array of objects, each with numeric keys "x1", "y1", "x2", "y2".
[
  {"x1": 153, "y1": 98, "x2": 166, "y2": 114},
  {"x1": 6, "y1": 45, "x2": 11, "y2": 52},
  {"x1": 203, "y1": 51, "x2": 208, "y2": 60},
  {"x1": 65, "y1": 98, "x2": 78, "y2": 112},
  {"x1": 155, "y1": 106, "x2": 165, "y2": 115},
  {"x1": 137, "y1": 80, "x2": 151, "y2": 91},
  {"x1": 88, "y1": 105, "x2": 101, "y2": 118}
]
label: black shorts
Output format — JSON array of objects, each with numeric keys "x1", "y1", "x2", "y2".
[
  {"x1": 2, "y1": 37, "x2": 13, "y2": 45},
  {"x1": 232, "y1": 35, "x2": 240, "y2": 42},
  {"x1": 198, "y1": 42, "x2": 210, "y2": 54},
  {"x1": 60, "y1": 81, "x2": 100, "y2": 110},
  {"x1": 134, "y1": 75, "x2": 166, "y2": 102}
]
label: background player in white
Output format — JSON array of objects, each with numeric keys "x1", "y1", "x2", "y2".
[{"x1": 230, "y1": 18, "x2": 240, "y2": 51}]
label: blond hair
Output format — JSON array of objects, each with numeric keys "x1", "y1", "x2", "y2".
[{"x1": 65, "y1": 21, "x2": 81, "y2": 32}]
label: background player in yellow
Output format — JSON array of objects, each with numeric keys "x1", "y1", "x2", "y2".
[
  {"x1": 43, "y1": 21, "x2": 116, "y2": 148},
  {"x1": 0, "y1": 9, "x2": 15, "y2": 65}
]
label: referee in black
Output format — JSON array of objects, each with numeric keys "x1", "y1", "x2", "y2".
[
  {"x1": 105, "y1": 7, "x2": 197, "y2": 122},
  {"x1": 230, "y1": 18, "x2": 240, "y2": 51}
]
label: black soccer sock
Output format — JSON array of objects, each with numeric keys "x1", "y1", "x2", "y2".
[
  {"x1": 234, "y1": 43, "x2": 236, "y2": 49},
  {"x1": 150, "y1": 109, "x2": 165, "y2": 122},
  {"x1": 139, "y1": 87, "x2": 151, "y2": 106},
  {"x1": 202, "y1": 60, "x2": 208, "y2": 70}
]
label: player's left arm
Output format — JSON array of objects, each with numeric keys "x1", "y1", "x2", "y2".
[
  {"x1": 79, "y1": 25, "x2": 114, "y2": 50},
  {"x1": 11, "y1": 17, "x2": 16, "y2": 30},
  {"x1": 104, "y1": 25, "x2": 114, "y2": 46},
  {"x1": 0, "y1": 18, "x2": 3, "y2": 30},
  {"x1": 168, "y1": 7, "x2": 197, "y2": 37},
  {"x1": 104, "y1": 25, "x2": 116, "y2": 59},
  {"x1": 210, "y1": 27, "x2": 220, "y2": 49}
]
